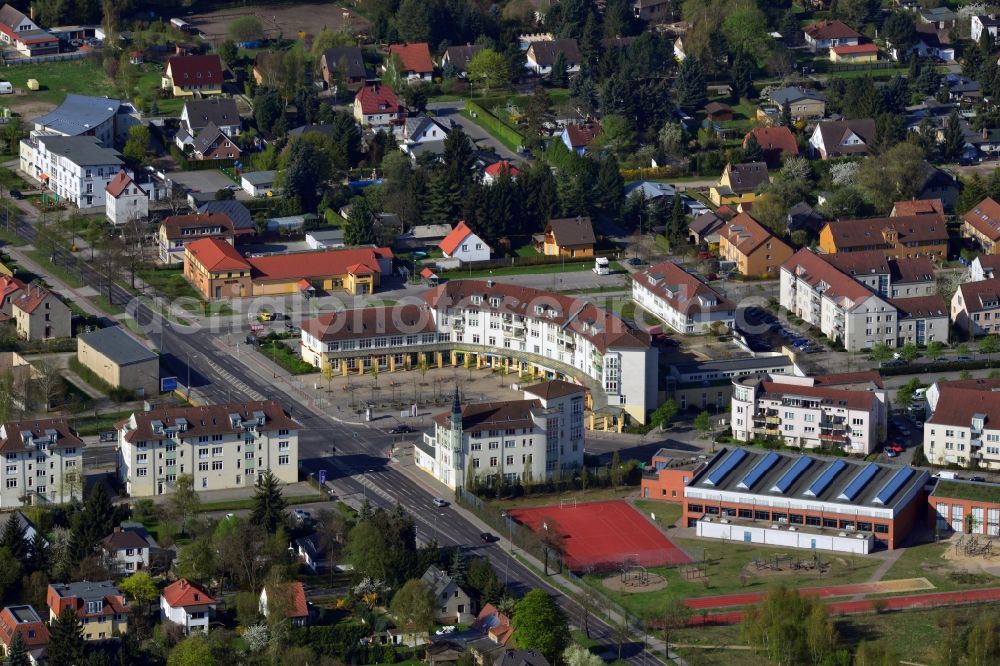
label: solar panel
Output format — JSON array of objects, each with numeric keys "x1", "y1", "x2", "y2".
[
  {"x1": 838, "y1": 463, "x2": 880, "y2": 501},
  {"x1": 805, "y1": 459, "x2": 847, "y2": 497},
  {"x1": 705, "y1": 448, "x2": 748, "y2": 487},
  {"x1": 770, "y1": 456, "x2": 813, "y2": 494},
  {"x1": 738, "y1": 452, "x2": 781, "y2": 490},
  {"x1": 874, "y1": 467, "x2": 915, "y2": 505}
]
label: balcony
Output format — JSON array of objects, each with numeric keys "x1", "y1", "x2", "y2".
[{"x1": 819, "y1": 433, "x2": 847, "y2": 443}]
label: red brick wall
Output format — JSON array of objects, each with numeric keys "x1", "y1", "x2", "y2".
[
  {"x1": 927, "y1": 494, "x2": 1000, "y2": 535},
  {"x1": 640, "y1": 468, "x2": 691, "y2": 503}
]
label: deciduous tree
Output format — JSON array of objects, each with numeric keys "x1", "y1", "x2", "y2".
[
  {"x1": 228, "y1": 16, "x2": 265, "y2": 43},
  {"x1": 171, "y1": 473, "x2": 200, "y2": 536},
  {"x1": 513, "y1": 590, "x2": 569, "y2": 662},
  {"x1": 467, "y1": 48, "x2": 511, "y2": 92},
  {"x1": 389, "y1": 579, "x2": 435, "y2": 644}
]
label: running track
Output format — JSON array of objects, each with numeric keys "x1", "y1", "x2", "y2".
[
  {"x1": 684, "y1": 579, "x2": 930, "y2": 610},
  {"x1": 682, "y1": 587, "x2": 1000, "y2": 626}
]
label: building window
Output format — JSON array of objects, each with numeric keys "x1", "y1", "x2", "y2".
[
  {"x1": 278, "y1": 455, "x2": 289, "y2": 465},
  {"x1": 211, "y1": 461, "x2": 223, "y2": 470}
]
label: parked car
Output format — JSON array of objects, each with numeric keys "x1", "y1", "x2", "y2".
[
  {"x1": 626, "y1": 257, "x2": 644, "y2": 266},
  {"x1": 957, "y1": 355, "x2": 974, "y2": 361},
  {"x1": 883, "y1": 447, "x2": 898, "y2": 458},
  {"x1": 480, "y1": 532, "x2": 497, "y2": 543},
  {"x1": 9, "y1": 190, "x2": 22, "y2": 200},
  {"x1": 389, "y1": 424, "x2": 414, "y2": 434}
]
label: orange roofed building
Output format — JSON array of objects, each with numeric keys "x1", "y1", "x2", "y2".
[
  {"x1": 962, "y1": 197, "x2": 1000, "y2": 255},
  {"x1": 439, "y1": 221, "x2": 492, "y2": 264},
  {"x1": 0, "y1": 605, "x2": 49, "y2": 663},
  {"x1": 46, "y1": 581, "x2": 127, "y2": 640},
  {"x1": 718, "y1": 212, "x2": 794, "y2": 276},
  {"x1": 183, "y1": 238, "x2": 393, "y2": 300},
  {"x1": 160, "y1": 579, "x2": 216, "y2": 633}
]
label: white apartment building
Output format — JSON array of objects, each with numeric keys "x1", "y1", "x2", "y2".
[
  {"x1": 116, "y1": 401, "x2": 300, "y2": 497},
  {"x1": 299, "y1": 281, "x2": 657, "y2": 423},
  {"x1": 105, "y1": 170, "x2": 149, "y2": 226},
  {"x1": 0, "y1": 419, "x2": 83, "y2": 508},
  {"x1": 415, "y1": 381, "x2": 585, "y2": 489},
  {"x1": 782, "y1": 249, "x2": 948, "y2": 350},
  {"x1": 731, "y1": 374, "x2": 884, "y2": 454},
  {"x1": 19, "y1": 135, "x2": 123, "y2": 210},
  {"x1": 631, "y1": 261, "x2": 735, "y2": 334},
  {"x1": 924, "y1": 385, "x2": 1000, "y2": 468}
]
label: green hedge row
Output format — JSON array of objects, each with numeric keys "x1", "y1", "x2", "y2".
[
  {"x1": 880, "y1": 360, "x2": 1000, "y2": 377},
  {"x1": 465, "y1": 100, "x2": 524, "y2": 149},
  {"x1": 168, "y1": 145, "x2": 235, "y2": 172}
]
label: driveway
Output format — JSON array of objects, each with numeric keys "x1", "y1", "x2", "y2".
[
  {"x1": 170, "y1": 169, "x2": 238, "y2": 196},
  {"x1": 426, "y1": 101, "x2": 522, "y2": 163}
]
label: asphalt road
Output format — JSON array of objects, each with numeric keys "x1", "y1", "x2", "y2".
[{"x1": 426, "y1": 101, "x2": 523, "y2": 163}]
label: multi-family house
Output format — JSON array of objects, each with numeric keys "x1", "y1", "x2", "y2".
[
  {"x1": 818, "y1": 215, "x2": 948, "y2": 260},
  {"x1": 300, "y1": 282, "x2": 656, "y2": 423},
  {"x1": 631, "y1": 261, "x2": 735, "y2": 334},
  {"x1": 952, "y1": 278, "x2": 1000, "y2": 337},
  {"x1": 161, "y1": 55, "x2": 224, "y2": 96},
  {"x1": 19, "y1": 135, "x2": 123, "y2": 210},
  {"x1": 809, "y1": 119, "x2": 875, "y2": 158},
  {"x1": 421, "y1": 565, "x2": 473, "y2": 624},
  {"x1": 105, "y1": 170, "x2": 149, "y2": 227},
  {"x1": 320, "y1": 46, "x2": 367, "y2": 90},
  {"x1": 99, "y1": 526, "x2": 151, "y2": 574},
  {"x1": 718, "y1": 212, "x2": 794, "y2": 276},
  {"x1": 962, "y1": 197, "x2": 1000, "y2": 254},
  {"x1": 30, "y1": 94, "x2": 140, "y2": 149},
  {"x1": 385, "y1": 43, "x2": 434, "y2": 83},
  {"x1": 0, "y1": 418, "x2": 83, "y2": 508},
  {"x1": 970, "y1": 255, "x2": 1000, "y2": 282},
  {"x1": 12, "y1": 285, "x2": 71, "y2": 341},
  {"x1": 823, "y1": 251, "x2": 938, "y2": 299},
  {"x1": 0, "y1": 4, "x2": 57, "y2": 55},
  {"x1": 46, "y1": 582, "x2": 128, "y2": 640},
  {"x1": 160, "y1": 579, "x2": 215, "y2": 633},
  {"x1": 158, "y1": 212, "x2": 238, "y2": 264},
  {"x1": 731, "y1": 374, "x2": 884, "y2": 454},
  {"x1": 0, "y1": 605, "x2": 49, "y2": 664},
  {"x1": 353, "y1": 84, "x2": 405, "y2": 128},
  {"x1": 923, "y1": 386, "x2": 1000, "y2": 468},
  {"x1": 803, "y1": 20, "x2": 861, "y2": 52},
  {"x1": 439, "y1": 221, "x2": 492, "y2": 263},
  {"x1": 415, "y1": 382, "x2": 586, "y2": 489},
  {"x1": 116, "y1": 401, "x2": 300, "y2": 497}
]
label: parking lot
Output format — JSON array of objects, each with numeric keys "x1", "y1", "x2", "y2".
[{"x1": 169, "y1": 170, "x2": 243, "y2": 197}]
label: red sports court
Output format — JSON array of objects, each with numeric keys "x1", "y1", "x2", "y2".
[{"x1": 508, "y1": 499, "x2": 692, "y2": 571}]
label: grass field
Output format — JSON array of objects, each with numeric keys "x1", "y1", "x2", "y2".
[
  {"x1": 633, "y1": 500, "x2": 683, "y2": 528},
  {"x1": 257, "y1": 339, "x2": 316, "y2": 375},
  {"x1": 138, "y1": 267, "x2": 234, "y2": 316},
  {"x1": 440, "y1": 261, "x2": 594, "y2": 279},
  {"x1": 24, "y1": 249, "x2": 83, "y2": 287},
  {"x1": 3, "y1": 59, "x2": 117, "y2": 105},
  {"x1": 72, "y1": 410, "x2": 134, "y2": 436},
  {"x1": 882, "y1": 539, "x2": 997, "y2": 592}
]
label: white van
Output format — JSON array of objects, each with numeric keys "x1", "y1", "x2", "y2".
[
  {"x1": 593, "y1": 257, "x2": 610, "y2": 275},
  {"x1": 0, "y1": 82, "x2": 13, "y2": 94}
]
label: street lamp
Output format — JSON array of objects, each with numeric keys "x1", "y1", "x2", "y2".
[{"x1": 186, "y1": 353, "x2": 199, "y2": 401}]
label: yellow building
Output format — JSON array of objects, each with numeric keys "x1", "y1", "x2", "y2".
[
  {"x1": 47, "y1": 582, "x2": 128, "y2": 641},
  {"x1": 161, "y1": 55, "x2": 223, "y2": 97},
  {"x1": 719, "y1": 212, "x2": 794, "y2": 276},
  {"x1": 710, "y1": 162, "x2": 770, "y2": 206},
  {"x1": 829, "y1": 43, "x2": 878, "y2": 63},
  {"x1": 542, "y1": 216, "x2": 596, "y2": 257}
]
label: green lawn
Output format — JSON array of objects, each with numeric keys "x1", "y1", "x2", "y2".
[
  {"x1": 194, "y1": 493, "x2": 329, "y2": 513},
  {"x1": 257, "y1": 340, "x2": 317, "y2": 376},
  {"x1": 633, "y1": 500, "x2": 683, "y2": 528},
  {"x1": 440, "y1": 261, "x2": 593, "y2": 279},
  {"x1": 515, "y1": 245, "x2": 541, "y2": 258},
  {"x1": 138, "y1": 267, "x2": 234, "y2": 316},
  {"x1": 934, "y1": 480, "x2": 1000, "y2": 503},
  {"x1": 72, "y1": 410, "x2": 134, "y2": 436},
  {"x1": 24, "y1": 249, "x2": 83, "y2": 287},
  {"x1": 4, "y1": 59, "x2": 118, "y2": 105},
  {"x1": 459, "y1": 108, "x2": 520, "y2": 152}
]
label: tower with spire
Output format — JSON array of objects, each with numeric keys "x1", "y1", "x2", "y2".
[{"x1": 448, "y1": 386, "x2": 465, "y2": 487}]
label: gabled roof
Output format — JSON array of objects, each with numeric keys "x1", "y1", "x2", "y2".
[
  {"x1": 198, "y1": 200, "x2": 253, "y2": 230},
  {"x1": 192, "y1": 122, "x2": 238, "y2": 155},
  {"x1": 322, "y1": 46, "x2": 367, "y2": 79},
  {"x1": 0, "y1": 418, "x2": 82, "y2": 453},
  {"x1": 185, "y1": 237, "x2": 251, "y2": 273},
  {"x1": 249, "y1": 247, "x2": 386, "y2": 282},
  {"x1": 12, "y1": 285, "x2": 58, "y2": 315},
  {"x1": 546, "y1": 217, "x2": 595, "y2": 247},
  {"x1": 744, "y1": 127, "x2": 799, "y2": 156},
  {"x1": 704, "y1": 101, "x2": 732, "y2": 115},
  {"x1": 892, "y1": 198, "x2": 944, "y2": 217},
  {"x1": 831, "y1": 43, "x2": 878, "y2": 56},
  {"x1": 432, "y1": 399, "x2": 542, "y2": 433},
  {"x1": 421, "y1": 565, "x2": 464, "y2": 598},
  {"x1": 689, "y1": 212, "x2": 726, "y2": 238},
  {"x1": 632, "y1": 261, "x2": 735, "y2": 316},
  {"x1": 162, "y1": 579, "x2": 215, "y2": 608},
  {"x1": 106, "y1": 170, "x2": 146, "y2": 199},
  {"x1": 804, "y1": 20, "x2": 861, "y2": 41},
  {"x1": 262, "y1": 582, "x2": 309, "y2": 619},
  {"x1": 443, "y1": 44, "x2": 482, "y2": 69},
  {"x1": 781, "y1": 248, "x2": 875, "y2": 310},
  {"x1": 957, "y1": 278, "x2": 1000, "y2": 314},
  {"x1": 563, "y1": 121, "x2": 601, "y2": 148},
  {"x1": 439, "y1": 221, "x2": 480, "y2": 255},
  {"x1": 496, "y1": 651, "x2": 549, "y2": 666},
  {"x1": 890, "y1": 295, "x2": 948, "y2": 320},
  {"x1": 527, "y1": 38, "x2": 582, "y2": 67},
  {"x1": 767, "y1": 86, "x2": 826, "y2": 106},
  {"x1": 722, "y1": 162, "x2": 770, "y2": 193},
  {"x1": 814, "y1": 119, "x2": 876, "y2": 155},
  {"x1": 167, "y1": 55, "x2": 224, "y2": 86},
  {"x1": 119, "y1": 400, "x2": 299, "y2": 443},
  {"x1": 473, "y1": 603, "x2": 513, "y2": 644},
  {"x1": 484, "y1": 160, "x2": 519, "y2": 178},
  {"x1": 822, "y1": 214, "x2": 948, "y2": 250},
  {"x1": 522, "y1": 380, "x2": 585, "y2": 400},
  {"x1": 719, "y1": 212, "x2": 788, "y2": 257},
  {"x1": 387, "y1": 42, "x2": 434, "y2": 73},
  {"x1": 964, "y1": 197, "x2": 1000, "y2": 242},
  {"x1": 101, "y1": 526, "x2": 150, "y2": 551},
  {"x1": 928, "y1": 387, "x2": 1000, "y2": 427},
  {"x1": 182, "y1": 98, "x2": 240, "y2": 131},
  {"x1": 0, "y1": 275, "x2": 24, "y2": 301},
  {"x1": 975, "y1": 255, "x2": 1000, "y2": 277},
  {"x1": 355, "y1": 83, "x2": 403, "y2": 115}
]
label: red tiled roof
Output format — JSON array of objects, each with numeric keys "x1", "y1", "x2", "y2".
[
  {"x1": 805, "y1": 20, "x2": 861, "y2": 40},
  {"x1": 781, "y1": 248, "x2": 875, "y2": 309},
  {"x1": 106, "y1": 170, "x2": 146, "y2": 198},
  {"x1": 11, "y1": 285, "x2": 56, "y2": 315},
  {"x1": 472, "y1": 603, "x2": 513, "y2": 645},
  {"x1": 167, "y1": 55, "x2": 224, "y2": 87},
  {"x1": 0, "y1": 276, "x2": 25, "y2": 301},
  {"x1": 47, "y1": 583, "x2": 127, "y2": 620},
  {"x1": 759, "y1": 380, "x2": 878, "y2": 410},
  {"x1": 388, "y1": 43, "x2": 434, "y2": 73},
  {"x1": 822, "y1": 214, "x2": 947, "y2": 251},
  {"x1": 263, "y1": 582, "x2": 309, "y2": 619},
  {"x1": 564, "y1": 121, "x2": 601, "y2": 148},
  {"x1": 892, "y1": 198, "x2": 944, "y2": 217},
  {"x1": 831, "y1": 43, "x2": 878, "y2": 55},
  {"x1": 744, "y1": 127, "x2": 799, "y2": 156},
  {"x1": 484, "y1": 161, "x2": 520, "y2": 178},
  {"x1": 302, "y1": 304, "x2": 436, "y2": 342},
  {"x1": 0, "y1": 418, "x2": 82, "y2": 453},
  {"x1": 811, "y1": 371, "x2": 885, "y2": 390},
  {"x1": 439, "y1": 221, "x2": 477, "y2": 256},
  {"x1": 119, "y1": 400, "x2": 299, "y2": 443},
  {"x1": 522, "y1": 379, "x2": 586, "y2": 400},
  {"x1": 632, "y1": 261, "x2": 735, "y2": 316},
  {"x1": 185, "y1": 237, "x2": 251, "y2": 273},
  {"x1": 964, "y1": 197, "x2": 1000, "y2": 242},
  {"x1": 162, "y1": 579, "x2": 216, "y2": 608},
  {"x1": 420, "y1": 267, "x2": 436, "y2": 279},
  {"x1": 355, "y1": 83, "x2": 403, "y2": 115},
  {"x1": 0, "y1": 607, "x2": 49, "y2": 649},
  {"x1": 956, "y1": 278, "x2": 1000, "y2": 314},
  {"x1": 249, "y1": 247, "x2": 383, "y2": 282},
  {"x1": 928, "y1": 387, "x2": 1000, "y2": 427},
  {"x1": 719, "y1": 212, "x2": 789, "y2": 257},
  {"x1": 432, "y1": 399, "x2": 541, "y2": 432}
]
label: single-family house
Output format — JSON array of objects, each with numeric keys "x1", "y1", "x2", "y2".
[
  {"x1": 543, "y1": 217, "x2": 595, "y2": 257},
  {"x1": 190, "y1": 123, "x2": 241, "y2": 161},
  {"x1": 634, "y1": 0, "x2": 672, "y2": 22},
  {"x1": 160, "y1": 579, "x2": 216, "y2": 633},
  {"x1": 919, "y1": 7, "x2": 957, "y2": 30},
  {"x1": 241, "y1": 170, "x2": 276, "y2": 197},
  {"x1": 439, "y1": 221, "x2": 491, "y2": 263},
  {"x1": 385, "y1": 43, "x2": 434, "y2": 83},
  {"x1": 719, "y1": 212, "x2": 794, "y2": 276},
  {"x1": 803, "y1": 20, "x2": 861, "y2": 53},
  {"x1": 743, "y1": 126, "x2": 798, "y2": 166},
  {"x1": 809, "y1": 118, "x2": 876, "y2": 158},
  {"x1": 99, "y1": 526, "x2": 151, "y2": 574},
  {"x1": 198, "y1": 200, "x2": 254, "y2": 233},
  {"x1": 471, "y1": 604, "x2": 513, "y2": 645},
  {"x1": 12, "y1": 285, "x2": 70, "y2": 340},
  {"x1": 624, "y1": 180, "x2": 675, "y2": 201},
  {"x1": 158, "y1": 212, "x2": 238, "y2": 264},
  {"x1": 710, "y1": 162, "x2": 769, "y2": 206},
  {"x1": 162, "y1": 55, "x2": 224, "y2": 97},
  {"x1": 972, "y1": 15, "x2": 1000, "y2": 44},
  {"x1": 399, "y1": 115, "x2": 450, "y2": 158},
  {"x1": 0, "y1": 4, "x2": 58, "y2": 56},
  {"x1": 952, "y1": 277, "x2": 1000, "y2": 337},
  {"x1": 421, "y1": 565, "x2": 474, "y2": 625},
  {"x1": 483, "y1": 160, "x2": 519, "y2": 185},
  {"x1": 829, "y1": 43, "x2": 878, "y2": 63},
  {"x1": 354, "y1": 84, "x2": 405, "y2": 128},
  {"x1": 525, "y1": 39, "x2": 582, "y2": 75},
  {"x1": 46, "y1": 582, "x2": 128, "y2": 641},
  {"x1": 971, "y1": 255, "x2": 1000, "y2": 282},
  {"x1": 105, "y1": 170, "x2": 149, "y2": 226},
  {"x1": 259, "y1": 582, "x2": 311, "y2": 627},
  {"x1": 704, "y1": 102, "x2": 733, "y2": 122},
  {"x1": 916, "y1": 167, "x2": 960, "y2": 210},
  {"x1": 561, "y1": 121, "x2": 601, "y2": 155},
  {"x1": 766, "y1": 87, "x2": 826, "y2": 119},
  {"x1": 295, "y1": 534, "x2": 328, "y2": 573},
  {"x1": 179, "y1": 98, "x2": 240, "y2": 142},
  {"x1": 321, "y1": 46, "x2": 367, "y2": 90},
  {"x1": 0, "y1": 605, "x2": 49, "y2": 664},
  {"x1": 888, "y1": 24, "x2": 955, "y2": 62},
  {"x1": 442, "y1": 44, "x2": 482, "y2": 76},
  {"x1": 689, "y1": 212, "x2": 726, "y2": 245}
]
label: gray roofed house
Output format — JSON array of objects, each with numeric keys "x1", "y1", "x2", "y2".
[
  {"x1": 495, "y1": 651, "x2": 550, "y2": 666},
  {"x1": 787, "y1": 201, "x2": 824, "y2": 232},
  {"x1": 77, "y1": 325, "x2": 160, "y2": 398},
  {"x1": 767, "y1": 86, "x2": 826, "y2": 106},
  {"x1": 321, "y1": 46, "x2": 368, "y2": 88},
  {"x1": 190, "y1": 122, "x2": 240, "y2": 159},
  {"x1": 305, "y1": 228, "x2": 345, "y2": 249},
  {"x1": 421, "y1": 565, "x2": 474, "y2": 624},
  {"x1": 36, "y1": 135, "x2": 122, "y2": 166},
  {"x1": 198, "y1": 200, "x2": 254, "y2": 230},
  {"x1": 442, "y1": 44, "x2": 483, "y2": 75},
  {"x1": 78, "y1": 327, "x2": 158, "y2": 367},
  {"x1": 525, "y1": 38, "x2": 582, "y2": 74},
  {"x1": 624, "y1": 180, "x2": 676, "y2": 200},
  {"x1": 688, "y1": 212, "x2": 726, "y2": 244},
  {"x1": 32, "y1": 94, "x2": 139, "y2": 148},
  {"x1": 287, "y1": 124, "x2": 340, "y2": 139},
  {"x1": 394, "y1": 223, "x2": 452, "y2": 250},
  {"x1": 295, "y1": 534, "x2": 328, "y2": 573},
  {"x1": 180, "y1": 98, "x2": 241, "y2": 136}
]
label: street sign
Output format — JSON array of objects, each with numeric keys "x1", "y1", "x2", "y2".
[
  {"x1": 161, "y1": 377, "x2": 177, "y2": 392},
  {"x1": 319, "y1": 469, "x2": 326, "y2": 485}
]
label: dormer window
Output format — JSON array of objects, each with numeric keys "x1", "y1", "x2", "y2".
[{"x1": 86, "y1": 601, "x2": 101, "y2": 615}]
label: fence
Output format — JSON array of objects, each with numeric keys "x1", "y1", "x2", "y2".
[
  {"x1": 1, "y1": 51, "x2": 89, "y2": 66},
  {"x1": 464, "y1": 100, "x2": 525, "y2": 150},
  {"x1": 455, "y1": 486, "x2": 550, "y2": 564}
]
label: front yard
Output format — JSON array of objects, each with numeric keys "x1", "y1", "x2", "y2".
[{"x1": 138, "y1": 267, "x2": 234, "y2": 316}]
